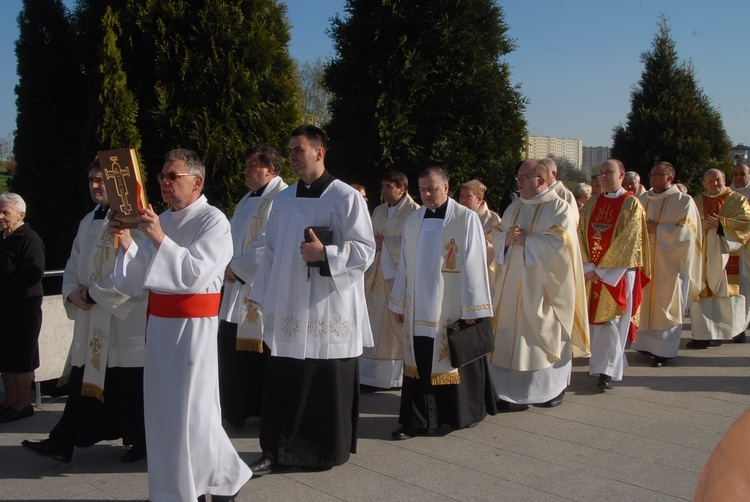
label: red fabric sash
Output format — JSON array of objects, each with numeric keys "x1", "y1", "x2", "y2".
[{"x1": 148, "y1": 292, "x2": 221, "y2": 318}]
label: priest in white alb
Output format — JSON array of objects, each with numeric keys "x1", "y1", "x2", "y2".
[
  {"x1": 217, "y1": 145, "x2": 287, "y2": 427},
  {"x1": 579, "y1": 159, "x2": 650, "y2": 391},
  {"x1": 689, "y1": 168, "x2": 750, "y2": 347},
  {"x1": 489, "y1": 160, "x2": 590, "y2": 409},
  {"x1": 110, "y1": 149, "x2": 251, "y2": 502},
  {"x1": 22, "y1": 159, "x2": 147, "y2": 463},
  {"x1": 631, "y1": 162, "x2": 702, "y2": 365},
  {"x1": 389, "y1": 166, "x2": 497, "y2": 440},
  {"x1": 729, "y1": 161, "x2": 750, "y2": 332},
  {"x1": 458, "y1": 179, "x2": 501, "y2": 283},
  {"x1": 247, "y1": 125, "x2": 375, "y2": 476},
  {"x1": 361, "y1": 170, "x2": 418, "y2": 389}
]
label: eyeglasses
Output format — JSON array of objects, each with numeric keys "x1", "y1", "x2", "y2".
[
  {"x1": 515, "y1": 174, "x2": 542, "y2": 182},
  {"x1": 157, "y1": 172, "x2": 197, "y2": 182},
  {"x1": 88, "y1": 177, "x2": 105, "y2": 184}
]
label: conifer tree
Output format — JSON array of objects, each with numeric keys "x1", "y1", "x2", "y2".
[
  {"x1": 324, "y1": 0, "x2": 527, "y2": 207},
  {"x1": 134, "y1": 0, "x2": 300, "y2": 211},
  {"x1": 94, "y1": 6, "x2": 142, "y2": 153},
  {"x1": 12, "y1": 0, "x2": 88, "y2": 268},
  {"x1": 612, "y1": 16, "x2": 731, "y2": 192}
]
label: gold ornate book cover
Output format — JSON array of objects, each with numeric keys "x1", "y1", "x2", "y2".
[{"x1": 97, "y1": 148, "x2": 148, "y2": 229}]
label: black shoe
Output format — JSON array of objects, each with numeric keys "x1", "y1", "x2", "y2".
[
  {"x1": 21, "y1": 439, "x2": 72, "y2": 463},
  {"x1": 496, "y1": 398, "x2": 511, "y2": 412},
  {"x1": 733, "y1": 332, "x2": 746, "y2": 344},
  {"x1": 686, "y1": 339, "x2": 711, "y2": 349},
  {"x1": 543, "y1": 390, "x2": 565, "y2": 407},
  {"x1": 390, "y1": 426, "x2": 434, "y2": 440},
  {"x1": 652, "y1": 356, "x2": 669, "y2": 367},
  {"x1": 598, "y1": 375, "x2": 613, "y2": 391},
  {"x1": 249, "y1": 456, "x2": 288, "y2": 477},
  {"x1": 0, "y1": 405, "x2": 33, "y2": 423},
  {"x1": 211, "y1": 492, "x2": 238, "y2": 502},
  {"x1": 121, "y1": 444, "x2": 147, "y2": 463}
]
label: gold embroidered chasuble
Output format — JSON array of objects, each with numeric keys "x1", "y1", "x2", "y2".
[
  {"x1": 578, "y1": 192, "x2": 651, "y2": 325},
  {"x1": 489, "y1": 191, "x2": 590, "y2": 371},
  {"x1": 693, "y1": 187, "x2": 750, "y2": 298},
  {"x1": 232, "y1": 178, "x2": 288, "y2": 352},
  {"x1": 637, "y1": 187, "x2": 702, "y2": 331},
  {"x1": 390, "y1": 199, "x2": 493, "y2": 385},
  {"x1": 363, "y1": 193, "x2": 419, "y2": 361}
]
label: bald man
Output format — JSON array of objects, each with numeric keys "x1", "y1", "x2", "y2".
[
  {"x1": 689, "y1": 169, "x2": 750, "y2": 347},
  {"x1": 729, "y1": 162, "x2": 750, "y2": 198},
  {"x1": 579, "y1": 159, "x2": 650, "y2": 390},
  {"x1": 488, "y1": 160, "x2": 590, "y2": 409}
]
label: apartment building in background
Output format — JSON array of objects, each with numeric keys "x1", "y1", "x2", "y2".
[
  {"x1": 582, "y1": 146, "x2": 612, "y2": 170},
  {"x1": 525, "y1": 136, "x2": 583, "y2": 169}
]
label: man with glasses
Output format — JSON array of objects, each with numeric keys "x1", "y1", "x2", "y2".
[
  {"x1": 488, "y1": 160, "x2": 590, "y2": 409},
  {"x1": 579, "y1": 159, "x2": 650, "y2": 390},
  {"x1": 217, "y1": 146, "x2": 287, "y2": 427},
  {"x1": 690, "y1": 168, "x2": 750, "y2": 347},
  {"x1": 109, "y1": 149, "x2": 251, "y2": 501},
  {"x1": 389, "y1": 166, "x2": 496, "y2": 439},
  {"x1": 630, "y1": 162, "x2": 702, "y2": 366},
  {"x1": 22, "y1": 159, "x2": 147, "y2": 463}
]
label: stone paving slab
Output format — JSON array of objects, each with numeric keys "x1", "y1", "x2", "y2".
[{"x1": 1, "y1": 330, "x2": 749, "y2": 501}]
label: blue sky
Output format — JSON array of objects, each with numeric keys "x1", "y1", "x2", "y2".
[{"x1": 1, "y1": 0, "x2": 747, "y2": 152}]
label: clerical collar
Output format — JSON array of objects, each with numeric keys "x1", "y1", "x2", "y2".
[
  {"x1": 424, "y1": 199, "x2": 448, "y2": 219},
  {"x1": 93, "y1": 205, "x2": 109, "y2": 220},
  {"x1": 603, "y1": 188, "x2": 626, "y2": 198},
  {"x1": 249, "y1": 182, "x2": 268, "y2": 198},
  {"x1": 297, "y1": 170, "x2": 335, "y2": 198}
]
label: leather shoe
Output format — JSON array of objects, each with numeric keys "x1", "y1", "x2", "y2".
[
  {"x1": 211, "y1": 493, "x2": 238, "y2": 502},
  {"x1": 652, "y1": 356, "x2": 669, "y2": 367},
  {"x1": 121, "y1": 444, "x2": 147, "y2": 463},
  {"x1": 733, "y1": 332, "x2": 746, "y2": 344},
  {"x1": 22, "y1": 439, "x2": 72, "y2": 463},
  {"x1": 543, "y1": 390, "x2": 565, "y2": 407},
  {"x1": 496, "y1": 398, "x2": 511, "y2": 412},
  {"x1": 0, "y1": 405, "x2": 33, "y2": 423},
  {"x1": 686, "y1": 339, "x2": 711, "y2": 349},
  {"x1": 390, "y1": 426, "x2": 433, "y2": 440},
  {"x1": 249, "y1": 456, "x2": 288, "y2": 477},
  {"x1": 598, "y1": 374, "x2": 613, "y2": 391}
]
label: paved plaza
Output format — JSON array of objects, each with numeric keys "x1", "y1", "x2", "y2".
[{"x1": 1, "y1": 325, "x2": 749, "y2": 501}]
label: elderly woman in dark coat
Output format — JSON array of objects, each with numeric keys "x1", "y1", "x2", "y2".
[{"x1": 0, "y1": 192, "x2": 45, "y2": 423}]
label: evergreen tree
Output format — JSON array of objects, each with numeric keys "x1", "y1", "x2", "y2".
[
  {"x1": 12, "y1": 0, "x2": 88, "y2": 269},
  {"x1": 612, "y1": 16, "x2": 731, "y2": 192},
  {"x1": 93, "y1": 7, "x2": 142, "y2": 154},
  {"x1": 133, "y1": 0, "x2": 300, "y2": 211},
  {"x1": 324, "y1": 0, "x2": 527, "y2": 208}
]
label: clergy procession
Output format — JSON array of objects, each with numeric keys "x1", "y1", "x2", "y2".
[{"x1": 7, "y1": 123, "x2": 750, "y2": 501}]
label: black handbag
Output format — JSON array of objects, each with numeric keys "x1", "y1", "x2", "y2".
[{"x1": 447, "y1": 318, "x2": 494, "y2": 368}]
